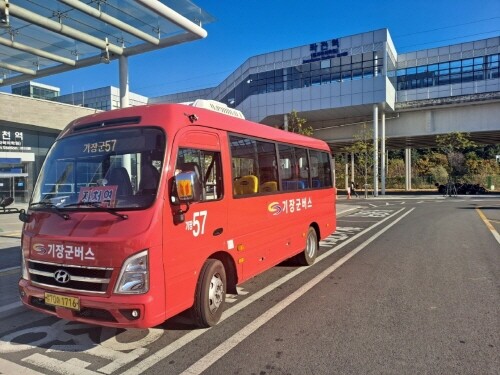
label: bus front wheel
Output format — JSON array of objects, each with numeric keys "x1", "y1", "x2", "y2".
[
  {"x1": 192, "y1": 259, "x2": 226, "y2": 327},
  {"x1": 296, "y1": 227, "x2": 318, "y2": 266}
]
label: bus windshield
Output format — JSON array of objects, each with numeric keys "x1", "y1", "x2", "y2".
[{"x1": 31, "y1": 127, "x2": 165, "y2": 210}]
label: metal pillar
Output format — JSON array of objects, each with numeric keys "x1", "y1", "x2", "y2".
[
  {"x1": 405, "y1": 148, "x2": 412, "y2": 191},
  {"x1": 344, "y1": 153, "x2": 349, "y2": 191},
  {"x1": 283, "y1": 113, "x2": 288, "y2": 131},
  {"x1": 386, "y1": 150, "x2": 389, "y2": 176},
  {"x1": 373, "y1": 104, "x2": 379, "y2": 197},
  {"x1": 119, "y1": 55, "x2": 132, "y2": 175},
  {"x1": 119, "y1": 55, "x2": 129, "y2": 108},
  {"x1": 332, "y1": 155, "x2": 336, "y2": 188},
  {"x1": 350, "y1": 152, "x2": 355, "y2": 185},
  {"x1": 381, "y1": 111, "x2": 386, "y2": 195}
]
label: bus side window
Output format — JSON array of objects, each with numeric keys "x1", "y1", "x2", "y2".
[
  {"x1": 279, "y1": 145, "x2": 309, "y2": 190},
  {"x1": 229, "y1": 135, "x2": 277, "y2": 196},
  {"x1": 175, "y1": 148, "x2": 223, "y2": 201},
  {"x1": 309, "y1": 150, "x2": 333, "y2": 188}
]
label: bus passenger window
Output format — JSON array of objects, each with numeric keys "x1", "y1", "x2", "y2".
[
  {"x1": 229, "y1": 135, "x2": 277, "y2": 196},
  {"x1": 279, "y1": 145, "x2": 309, "y2": 190},
  {"x1": 309, "y1": 150, "x2": 333, "y2": 187},
  {"x1": 175, "y1": 148, "x2": 223, "y2": 201}
]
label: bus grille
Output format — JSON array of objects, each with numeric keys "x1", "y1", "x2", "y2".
[{"x1": 28, "y1": 260, "x2": 113, "y2": 294}]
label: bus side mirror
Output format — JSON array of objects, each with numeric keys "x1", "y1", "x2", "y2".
[
  {"x1": 174, "y1": 171, "x2": 201, "y2": 203},
  {"x1": 19, "y1": 209, "x2": 31, "y2": 223},
  {"x1": 172, "y1": 171, "x2": 201, "y2": 225}
]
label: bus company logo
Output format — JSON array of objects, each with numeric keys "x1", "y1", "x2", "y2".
[
  {"x1": 268, "y1": 202, "x2": 282, "y2": 215},
  {"x1": 33, "y1": 243, "x2": 47, "y2": 255}
]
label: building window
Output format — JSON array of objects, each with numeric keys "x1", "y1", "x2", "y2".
[
  {"x1": 396, "y1": 53, "x2": 499, "y2": 92},
  {"x1": 221, "y1": 48, "x2": 388, "y2": 107}
]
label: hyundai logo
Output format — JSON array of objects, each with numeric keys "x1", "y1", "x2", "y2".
[{"x1": 54, "y1": 270, "x2": 71, "y2": 284}]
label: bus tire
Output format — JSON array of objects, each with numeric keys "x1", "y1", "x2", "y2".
[
  {"x1": 296, "y1": 227, "x2": 318, "y2": 266},
  {"x1": 192, "y1": 259, "x2": 226, "y2": 328}
]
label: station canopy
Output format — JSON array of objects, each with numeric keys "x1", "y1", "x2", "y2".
[{"x1": 0, "y1": 0, "x2": 214, "y2": 87}]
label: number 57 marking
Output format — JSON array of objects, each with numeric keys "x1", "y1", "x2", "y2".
[{"x1": 192, "y1": 210, "x2": 207, "y2": 237}]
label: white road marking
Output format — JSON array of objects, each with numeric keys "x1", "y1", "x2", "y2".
[
  {"x1": 0, "y1": 266, "x2": 20, "y2": 274},
  {"x1": 23, "y1": 354, "x2": 98, "y2": 375},
  {"x1": 350, "y1": 210, "x2": 393, "y2": 218},
  {"x1": 180, "y1": 208, "x2": 415, "y2": 375},
  {"x1": 337, "y1": 207, "x2": 359, "y2": 215},
  {"x1": 337, "y1": 220, "x2": 378, "y2": 223},
  {"x1": 122, "y1": 208, "x2": 407, "y2": 375},
  {"x1": 0, "y1": 357, "x2": 44, "y2": 375},
  {"x1": 0, "y1": 301, "x2": 22, "y2": 314},
  {"x1": 476, "y1": 208, "x2": 500, "y2": 245}
]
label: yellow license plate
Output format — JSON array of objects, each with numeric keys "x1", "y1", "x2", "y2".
[{"x1": 45, "y1": 292, "x2": 80, "y2": 311}]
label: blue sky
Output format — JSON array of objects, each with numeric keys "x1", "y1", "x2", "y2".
[{"x1": 6, "y1": 0, "x2": 500, "y2": 98}]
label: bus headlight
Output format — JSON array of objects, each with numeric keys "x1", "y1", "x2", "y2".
[
  {"x1": 21, "y1": 250, "x2": 29, "y2": 280},
  {"x1": 114, "y1": 250, "x2": 149, "y2": 294}
]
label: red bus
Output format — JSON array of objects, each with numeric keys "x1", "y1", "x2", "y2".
[{"x1": 18, "y1": 100, "x2": 336, "y2": 328}]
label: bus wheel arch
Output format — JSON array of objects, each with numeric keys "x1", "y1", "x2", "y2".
[
  {"x1": 295, "y1": 224, "x2": 319, "y2": 266},
  {"x1": 210, "y1": 251, "x2": 238, "y2": 294}
]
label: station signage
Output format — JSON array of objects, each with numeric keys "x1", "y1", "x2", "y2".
[
  {"x1": 303, "y1": 38, "x2": 349, "y2": 64},
  {"x1": 0, "y1": 130, "x2": 31, "y2": 151}
]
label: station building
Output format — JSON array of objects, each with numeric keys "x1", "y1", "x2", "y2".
[
  {"x1": 150, "y1": 28, "x2": 500, "y2": 192},
  {"x1": 0, "y1": 93, "x2": 97, "y2": 202}
]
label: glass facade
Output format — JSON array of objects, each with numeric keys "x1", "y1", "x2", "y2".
[
  {"x1": 396, "y1": 54, "x2": 499, "y2": 91},
  {"x1": 11, "y1": 82, "x2": 60, "y2": 100},
  {"x1": 221, "y1": 51, "x2": 385, "y2": 108},
  {"x1": 57, "y1": 87, "x2": 148, "y2": 111},
  {"x1": 219, "y1": 52, "x2": 499, "y2": 109},
  {"x1": 0, "y1": 125, "x2": 58, "y2": 203}
]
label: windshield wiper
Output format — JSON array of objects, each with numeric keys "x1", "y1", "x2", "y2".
[
  {"x1": 29, "y1": 201, "x2": 70, "y2": 220},
  {"x1": 63, "y1": 202, "x2": 128, "y2": 220}
]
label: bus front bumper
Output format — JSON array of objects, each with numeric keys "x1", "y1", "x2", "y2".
[{"x1": 19, "y1": 279, "x2": 165, "y2": 329}]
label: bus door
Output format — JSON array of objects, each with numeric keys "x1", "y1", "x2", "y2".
[
  {"x1": 163, "y1": 129, "x2": 228, "y2": 314},
  {"x1": 228, "y1": 135, "x2": 284, "y2": 280}
]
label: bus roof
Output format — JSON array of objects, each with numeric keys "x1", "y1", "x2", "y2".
[{"x1": 61, "y1": 103, "x2": 331, "y2": 152}]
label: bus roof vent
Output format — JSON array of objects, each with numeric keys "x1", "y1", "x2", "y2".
[{"x1": 186, "y1": 100, "x2": 245, "y2": 119}]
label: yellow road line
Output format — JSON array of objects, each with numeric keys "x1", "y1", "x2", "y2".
[{"x1": 476, "y1": 207, "x2": 500, "y2": 245}]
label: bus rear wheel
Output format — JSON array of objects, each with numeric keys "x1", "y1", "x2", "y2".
[
  {"x1": 192, "y1": 259, "x2": 226, "y2": 328},
  {"x1": 296, "y1": 227, "x2": 318, "y2": 266}
]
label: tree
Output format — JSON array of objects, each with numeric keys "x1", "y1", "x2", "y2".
[
  {"x1": 346, "y1": 123, "x2": 375, "y2": 196},
  {"x1": 436, "y1": 132, "x2": 476, "y2": 181},
  {"x1": 286, "y1": 110, "x2": 313, "y2": 136}
]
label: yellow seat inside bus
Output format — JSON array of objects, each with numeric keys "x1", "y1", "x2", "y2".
[
  {"x1": 234, "y1": 175, "x2": 259, "y2": 195},
  {"x1": 260, "y1": 181, "x2": 277, "y2": 192}
]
